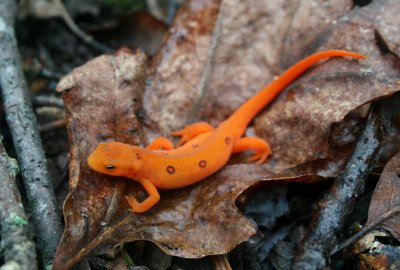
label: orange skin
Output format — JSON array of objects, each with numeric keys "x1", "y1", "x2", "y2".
[{"x1": 87, "y1": 50, "x2": 366, "y2": 213}]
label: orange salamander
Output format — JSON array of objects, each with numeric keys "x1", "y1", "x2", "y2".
[{"x1": 87, "y1": 50, "x2": 366, "y2": 213}]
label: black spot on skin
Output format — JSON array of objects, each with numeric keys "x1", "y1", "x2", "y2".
[
  {"x1": 225, "y1": 137, "x2": 231, "y2": 145},
  {"x1": 166, "y1": 165, "x2": 175, "y2": 174},
  {"x1": 136, "y1": 153, "x2": 141, "y2": 159},
  {"x1": 199, "y1": 160, "x2": 207, "y2": 168}
]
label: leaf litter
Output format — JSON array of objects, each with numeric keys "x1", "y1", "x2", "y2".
[
  {"x1": 53, "y1": 0, "x2": 400, "y2": 269},
  {"x1": 366, "y1": 151, "x2": 400, "y2": 241}
]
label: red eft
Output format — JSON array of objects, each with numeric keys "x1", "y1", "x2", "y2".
[{"x1": 87, "y1": 50, "x2": 366, "y2": 213}]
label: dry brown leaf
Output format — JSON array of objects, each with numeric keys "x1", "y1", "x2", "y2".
[
  {"x1": 353, "y1": 232, "x2": 400, "y2": 270},
  {"x1": 54, "y1": 0, "x2": 400, "y2": 269},
  {"x1": 366, "y1": 151, "x2": 400, "y2": 240},
  {"x1": 53, "y1": 49, "x2": 259, "y2": 270},
  {"x1": 144, "y1": 0, "x2": 354, "y2": 137},
  {"x1": 144, "y1": 0, "x2": 400, "y2": 171},
  {"x1": 358, "y1": 253, "x2": 392, "y2": 270}
]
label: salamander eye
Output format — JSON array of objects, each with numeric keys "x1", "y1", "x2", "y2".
[{"x1": 105, "y1": 165, "x2": 116, "y2": 171}]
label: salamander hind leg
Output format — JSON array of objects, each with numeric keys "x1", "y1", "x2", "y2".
[
  {"x1": 125, "y1": 178, "x2": 160, "y2": 213},
  {"x1": 146, "y1": 137, "x2": 174, "y2": 150},
  {"x1": 172, "y1": 122, "x2": 214, "y2": 146},
  {"x1": 232, "y1": 137, "x2": 271, "y2": 164}
]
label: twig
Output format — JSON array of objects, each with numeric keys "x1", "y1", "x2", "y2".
[
  {"x1": 32, "y1": 95, "x2": 64, "y2": 108},
  {"x1": 330, "y1": 205, "x2": 400, "y2": 255},
  {"x1": 146, "y1": 0, "x2": 164, "y2": 21},
  {"x1": 0, "y1": 135, "x2": 37, "y2": 270},
  {"x1": 53, "y1": 0, "x2": 112, "y2": 53},
  {"x1": 213, "y1": 255, "x2": 233, "y2": 270},
  {"x1": 0, "y1": 0, "x2": 63, "y2": 267},
  {"x1": 292, "y1": 93, "x2": 400, "y2": 269},
  {"x1": 39, "y1": 67, "x2": 63, "y2": 81},
  {"x1": 38, "y1": 118, "x2": 67, "y2": 133},
  {"x1": 166, "y1": 0, "x2": 178, "y2": 24}
]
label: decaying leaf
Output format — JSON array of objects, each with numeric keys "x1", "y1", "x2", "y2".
[
  {"x1": 144, "y1": 0, "x2": 400, "y2": 172},
  {"x1": 358, "y1": 250, "x2": 400, "y2": 270},
  {"x1": 366, "y1": 151, "x2": 400, "y2": 240},
  {"x1": 349, "y1": 231, "x2": 400, "y2": 270},
  {"x1": 54, "y1": 0, "x2": 400, "y2": 269},
  {"x1": 53, "y1": 49, "x2": 260, "y2": 270}
]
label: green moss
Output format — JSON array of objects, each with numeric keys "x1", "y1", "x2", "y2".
[
  {"x1": 8, "y1": 213, "x2": 28, "y2": 226},
  {"x1": 13, "y1": 215, "x2": 28, "y2": 226}
]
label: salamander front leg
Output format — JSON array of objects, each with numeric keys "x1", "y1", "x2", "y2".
[
  {"x1": 232, "y1": 137, "x2": 271, "y2": 164},
  {"x1": 146, "y1": 137, "x2": 174, "y2": 150},
  {"x1": 125, "y1": 178, "x2": 160, "y2": 213},
  {"x1": 172, "y1": 122, "x2": 214, "y2": 146}
]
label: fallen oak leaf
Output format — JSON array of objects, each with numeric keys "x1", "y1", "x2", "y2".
[
  {"x1": 53, "y1": 49, "x2": 261, "y2": 270},
  {"x1": 254, "y1": 22, "x2": 400, "y2": 169},
  {"x1": 144, "y1": 0, "x2": 400, "y2": 172},
  {"x1": 144, "y1": 0, "x2": 354, "y2": 138},
  {"x1": 53, "y1": 51, "x2": 396, "y2": 269},
  {"x1": 367, "y1": 0, "x2": 400, "y2": 57},
  {"x1": 54, "y1": 0, "x2": 400, "y2": 269},
  {"x1": 144, "y1": 0, "x2": 221, "y2": 137},
  {"x1": 52, "y1": 47, "x2": 373, "y2": 269},
  {"x1": 53, "y1": 49, "x2": 148, "y2": 269},
  {"x1": 366, "y1": 151, "x2": 400, "y2": 240}
]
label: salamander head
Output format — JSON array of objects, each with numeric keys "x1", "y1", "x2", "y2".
[{"x1": 87, "y1": 141, "x2": 143, "y2": 177}]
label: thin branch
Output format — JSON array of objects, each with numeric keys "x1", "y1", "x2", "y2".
[
  {"x1": 38, "y1": 118, "x2": 67, "y2": 133},
  {"x1": 0, "y1": 135, "x2": 37, "y2": 270},
  {"x1": 330, "y1": 205, "x2": 400, "y2": 255},
  {"x1": 0, "y1": 0, "x2": 63, "y2": 267},
  {"x1": 32, "y1": 95, "x2": 64, "y2": 108},
  {"x1": 146, "y1": 0, "x2": 164, "y2": 21},
  {"x1": 53, "y1": 0, "x2": 112, "y2": 53},
  {"x1": 166, "y1": 0, "x2": 178, "y2": 24},
  {"x1": 292, "y1": 93, "x2": 400, "y2": 269},
  {"x1": 213, "y1": 255, "x2": 233, "y2": 270}
]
